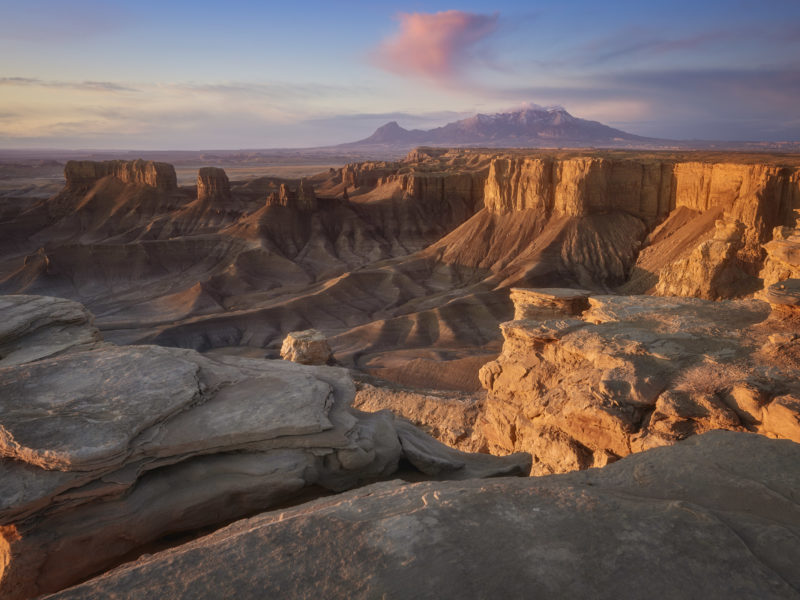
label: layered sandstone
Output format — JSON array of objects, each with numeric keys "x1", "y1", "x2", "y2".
[
  {"x1": 484, "y1": 157, "x2": 799, "y2": 229},
  {"x1": 482, "y1": 156, "x2": 800, "y2": 287},
  {"x1": 64, "y1": 159, "x2": 178, "y2": 191},
  {"x1": 265, "y1": 180, "x2": 317, "y2": 210},
  {"x1": 398, "y1": 171, "x2": 484, "y2": 212},
  {"x1": 509, "y1": 287, "x2": 591, "y2": 319},
  {"x1": 760, "y1": 209, "x2": 800, "y2": 288},
  {"x1": 484, "y1": 157, "x2": 673, "y2": 220},
  {"x1": 48, "y1": 432, "x2": 800, "y2": 600},
  {"x1": 0, "y1": 296, "x2": 529, "y2": 599},
  {"x1": 478, "y1": 290, "x2": 800, "y2": 475},
  {"x1": 196, "y1": 167, "x2": 231, "y2": 204}
]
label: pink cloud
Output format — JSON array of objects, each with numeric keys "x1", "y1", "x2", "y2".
[{"x1": 372, "y1": 10, "x2": 499, "y2": 83}]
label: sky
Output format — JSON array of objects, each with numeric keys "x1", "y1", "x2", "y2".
[{"x1": 1, "y1": 0, "x2": 799, "y2": 149}]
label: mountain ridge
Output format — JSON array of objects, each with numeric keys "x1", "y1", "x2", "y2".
[{"x1": 342, "y1": 106, "x2": 657, "y2": 150}]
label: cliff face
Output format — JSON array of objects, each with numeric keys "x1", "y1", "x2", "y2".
[
  {"x1": 484, "y1": 157, "x2": 673, "y2": 220},
  {"x1": 196, "y1": 167, "x2": 231, "y2": 204},
  {"x1": 482, "y1": 156, "x2": 800, "y2": 294},
  {"x1": 341, "y1": 161, "x2": 397, "y2": 189},
  {"x1": 65, "y1": 159, "x2": 178, "y2": 192},
  {"x1": 399, "y1": 171, "x2": 485, "y2": 213},
  {"x1": 484, "y1": 157, "x2": 799, "y2": 229}
]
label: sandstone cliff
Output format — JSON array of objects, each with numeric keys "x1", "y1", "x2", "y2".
[
  {"x1": 196, "y1": 166, "x2": 231, "y2": 204},
  {"x1": 265, "y1": 179, "x2": 317, "y2": 210},
  {"x1": 481, "y1": 155, "x2": 800, "y2": 294},
  {"x1": 65, "y1": 159, "x2": 178, "y2": 192}
]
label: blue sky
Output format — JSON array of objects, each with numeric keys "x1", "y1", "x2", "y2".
[{"x1": 1, "y1": 0, "x2": 799, "y2": 148}]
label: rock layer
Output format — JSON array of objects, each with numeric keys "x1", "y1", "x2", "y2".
[
  {"x1": 479, "y1": 290, "x2": 800, "y2": 474},
  {"x1": 47, "y1": 431, "x2": 800, "y2": 600},
  {"x1": 653, "y1": 218, "x2": 757, "y2": 299},
  {"x1": 196, "y1": 167, "x2": 231, "y2": 204},
  {"x1": 760, "y1": 209, "x2": 800, "y2": 289},
  {"x1": 0, "y1": 296, "x2": 529, "y2": 599},
  {"x1": 64, "y1": 159, "x2": 178, "y2": 191}
]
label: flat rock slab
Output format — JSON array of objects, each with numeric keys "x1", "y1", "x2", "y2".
[
  {"x1": 47, "y1": 432, "x2": 800, "y2": 600},
  {"x1": 0, "y1": 295, "x2": 98, "y2": 366},
  {"x1": 133, "y1": 373, "x2": 334, "y2": 458},
  {"x1": 0, "y1": 345, "x2": 202, "y2": 472},
  {"x1": 510, "y1": 287, "x2": 593, "y2": 299}
]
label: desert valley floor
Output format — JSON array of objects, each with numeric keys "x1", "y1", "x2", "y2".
[{"x1": 1, "y1": 148, "x2": 799, "y2": 598}]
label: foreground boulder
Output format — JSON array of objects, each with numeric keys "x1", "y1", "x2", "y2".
[
  {"x1": 0, "y1": 295, "x2": 529, "y2": 599},
  {"x1": 280, "y1": 328, "x2": 332, "y2": 365},
  {"x1": 47, "y1": 431, "x2": 800, "y2": 599},
  {"x1": 479, "y1": 290, "x2": 800, "y2": 474}
]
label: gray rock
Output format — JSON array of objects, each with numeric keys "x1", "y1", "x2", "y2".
[
  {"x1": 45, "y1": 432, "x2": 800, "y2": 600},
  {"x1": 0, "y1": 295, "x2": 99, "y2": 366},
  {"x1": 0, "y1": 295, "x2": 530, "y2": 599}
]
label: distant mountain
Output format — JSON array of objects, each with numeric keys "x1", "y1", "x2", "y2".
[{"x1": 341, "y1": 106, "x2": 660, "y2": 150}]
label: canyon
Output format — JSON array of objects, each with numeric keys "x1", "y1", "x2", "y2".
[{"x1": 1, "y1": 147, "x2": 799, "y2": 597}]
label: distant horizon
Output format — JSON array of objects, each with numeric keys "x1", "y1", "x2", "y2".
[
  {"x1": 4, "y1": 105, "x2": 800, "y2": 154},
  {"x1": 2, "y1": 0, "x2": 799, "y2": 152}
]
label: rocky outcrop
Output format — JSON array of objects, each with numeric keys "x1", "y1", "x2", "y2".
[
  {"x1": 280, "y1": 329, "x2": 332, "y2": 365},
  {"x1": 47, "y1": 431, "x2": 800, "y2": 600},
  {"x1": 265, "y1": 180, "x2": 317, "y2": 210},
  {"x1": 196, "y1": 167, "x2": 231, "y2": 204},
  {"x1": 478, "y1": 290, "x2": 800, "y2": 475},
  {"x1": 341, "y1": 161, "x2": 397, "y2": 189},
  {"x1": 398, "y1": 171, "x2": 485, "y2": 212},
  {"x1": 760, "y1": 209, "x2": 800, "y2": 288},
  {"x1": 653, "y1": 218, "x2": 757, "y2": 299},
  {"x1": 510, "y1": 287, "x2": 591, "y2": 319},
  {"x1": 353, "y1": 381, "x2": 482, "y2": 451},
  {"x1": 64, "y1": 159, "x2": 178, "y2": 192},
  {"x1": 0, "y1": 296, "x2": 529, "y2": 599}
]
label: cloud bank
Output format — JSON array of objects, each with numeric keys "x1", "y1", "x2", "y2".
[{"x1": 372, "y1": 10, "x2": 498, "y2": 83}]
